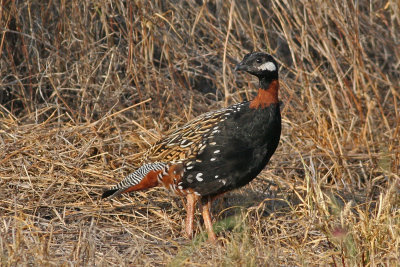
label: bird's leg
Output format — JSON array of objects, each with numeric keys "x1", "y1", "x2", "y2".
[
  {"x1": 201, "y1": 196, "x2": 217, "y2": 242},
  {"x1": 185, "y1": 193, "x2": 198, "y2": 239}
]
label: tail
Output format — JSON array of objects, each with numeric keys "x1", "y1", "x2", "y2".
[
  {"x1": 101, "y1": 162, "x2": 167, "y2": 199},
  {"x1": 101, "y1": 188, "x2": 119, "y2": 199}
]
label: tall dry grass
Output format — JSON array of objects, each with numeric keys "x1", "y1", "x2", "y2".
[{"x1": 1, "y1": 0, "x2": 399, "y2": 266}]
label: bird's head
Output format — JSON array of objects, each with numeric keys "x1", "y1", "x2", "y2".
[{"x1": 235, "y1": 52, "x2": 278, "y2": 80}]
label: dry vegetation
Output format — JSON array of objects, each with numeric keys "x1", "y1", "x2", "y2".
[{"x1": 1, "y1": 0, "x2": 399, "y2": 266}]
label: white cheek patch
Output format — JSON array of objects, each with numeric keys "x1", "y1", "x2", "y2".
[{"x1": 258, "y1": 61, "x2": 276, "y2": 71}]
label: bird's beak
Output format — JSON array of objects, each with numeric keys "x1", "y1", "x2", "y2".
[{"x1": 234, "y1": 62, "x2": 246, "y2": 72}]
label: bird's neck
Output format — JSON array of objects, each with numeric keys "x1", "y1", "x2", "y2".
[{"x1": 249, "y1": 79, "x2": 279, "y2": 109}]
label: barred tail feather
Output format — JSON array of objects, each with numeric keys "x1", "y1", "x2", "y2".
[{"x1": 102, "y1": 162, "x2": 168, "y2": 199}]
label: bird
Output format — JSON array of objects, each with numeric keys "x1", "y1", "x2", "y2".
[{"x1": 102, "y1": 52, "x2": 282, "y2": 242}]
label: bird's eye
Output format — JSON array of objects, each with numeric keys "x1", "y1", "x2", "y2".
[{"x1": 256, "y1": 58, "x2": 262, "y2": 63}]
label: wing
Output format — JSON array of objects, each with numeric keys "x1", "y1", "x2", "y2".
[{"x1": 143, "y1": 105, "x2": 240, "y2": 163}]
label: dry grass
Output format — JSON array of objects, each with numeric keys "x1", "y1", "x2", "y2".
[{"x1": 1, "y1": 0, "x2": 399, "y2": 266}]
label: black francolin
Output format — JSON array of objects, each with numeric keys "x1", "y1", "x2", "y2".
[{"x1": 102, "y1": 52, "x2": 282, "y2": 242}]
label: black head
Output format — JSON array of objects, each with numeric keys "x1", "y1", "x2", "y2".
[{"x1": 235, "y1": 52, "x2": 278, "y2": 80}]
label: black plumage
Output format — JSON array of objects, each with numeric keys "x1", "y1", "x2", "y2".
[{"x1": 179, "y1": 101, "x2": 281, "y2": 197}]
